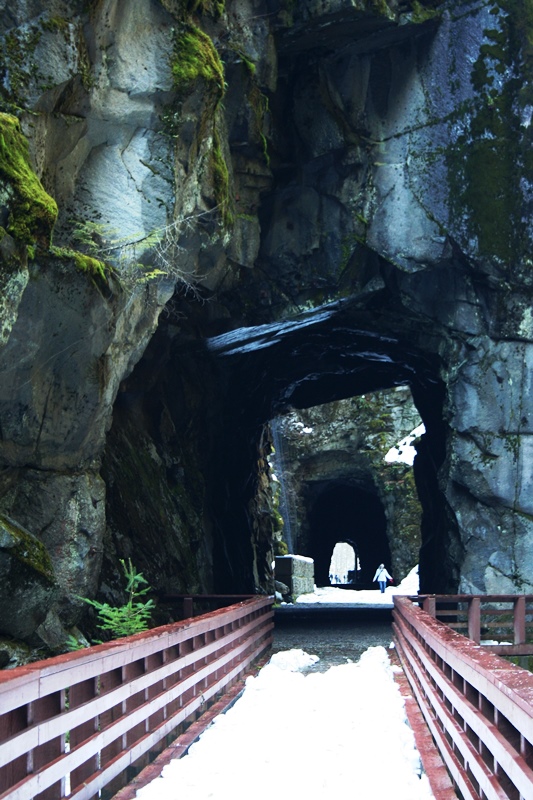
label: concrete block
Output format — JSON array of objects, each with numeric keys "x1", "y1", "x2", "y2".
[{"x1": 275, "y1": 555, "x2": 314, "y2": 596}]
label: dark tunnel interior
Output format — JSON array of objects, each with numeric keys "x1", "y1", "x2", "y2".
[{"x1": 306, "y1": 482, "x2": 391, "y2": 587}]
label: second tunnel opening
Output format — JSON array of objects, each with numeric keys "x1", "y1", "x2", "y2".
[{"x1": 306, "y1": 482, "x2": 391, "y2": 587}]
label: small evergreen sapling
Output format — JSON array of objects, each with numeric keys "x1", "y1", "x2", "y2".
[{"x1": 84, "y1": 559, "x2": 156, "y2": 641}]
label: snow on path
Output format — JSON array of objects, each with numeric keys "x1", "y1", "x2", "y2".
[
  {"x1": 293, "y1": 564, "x2": 420, "y2": 606},
  {"x1": 135, "y1": 646, "x2": 434, "y2": 800}
]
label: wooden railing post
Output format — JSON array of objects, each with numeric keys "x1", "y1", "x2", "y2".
[
  {"x1": 468, "y1": 596, "x2": 481, "y2": 644},
  {"x1": 69, "y1": 677, "x2": 99, "y2": 794},
  {"x1": 183, "y1": 597, "x2": 193, "y2": 618},
  {"x1": 514, "y1": 595, "x2": 526, "y2": 645},
  {"x1": 423, "y1": 596, "x2": 436, "y2": 617},
  {"x1": 31, "y1": 691, "x2": 65, "y2": 800}
]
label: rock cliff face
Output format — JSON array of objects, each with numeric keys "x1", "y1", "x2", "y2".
[{"x1": 1, "y1": 0, "x2": 533, "y2": 656}]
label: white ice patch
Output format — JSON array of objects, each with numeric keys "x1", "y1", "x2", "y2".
[{"x1": 207, "y1": 308, "x2": 336, "y2": 356}]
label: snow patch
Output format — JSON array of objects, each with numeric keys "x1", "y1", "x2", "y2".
[
  {"x1": 385, "y1": 423, "x2": 425, "y2": 465},
  {"x1": 135, "y1": 643, "x2": 434, "y2": 800}
]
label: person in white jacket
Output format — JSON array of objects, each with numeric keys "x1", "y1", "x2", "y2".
[{"x1": 373, "y1": 563, "x2": 392, "y2": 593}]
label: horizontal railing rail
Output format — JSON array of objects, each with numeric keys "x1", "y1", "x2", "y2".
[
  {"x1": 413, "y1": 594, "x2": 533, "y2": 655},
  {"x1": 159, "y1": 594, "x2": 260, "y2": 620},
  {"x1": 393, "y1": 595, "x2": 533, "y2": 800},
  {"x1": 0, "y1": 595, "x2": 273, "y2": 800}
]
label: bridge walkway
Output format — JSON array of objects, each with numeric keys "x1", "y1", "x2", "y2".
[
  {"x1": 1, "y1": 596, "x2": 533, "y2": 800},
  {"x1": 114, "y1": 603, "x2": 455, "y2": 800},
  {"x1": 115, "y1": 598, "x2": 533, "y2": 800}
]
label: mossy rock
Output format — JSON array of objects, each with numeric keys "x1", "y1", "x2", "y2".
[
  {"x1": 0, "y1": 113, "x2": 58, "y2": 249},
  {"x1": 172, "y1": 24, "x2": 225, "y2": 96},
  {"x1": 274, "y1": 538, "x2": 289, "y2": 556},
  {"x1": 0, "y1": 514, "x2": 57, "y2": 639},
  {"x1": 212, "y1": 124, "x2": 233, "y2": 226},
  {"x1": 50, "y1": 245, "x2": 111, "y2": 285},
  {"x1": 446, "y1": 0, "x2": 533, "y2": 266},
  {"x1": 0, "y1": 638, "x2": 33, "y2": 669},
  {"x1": 0, "y1": 514, "x2": 55, "y2": 579}
]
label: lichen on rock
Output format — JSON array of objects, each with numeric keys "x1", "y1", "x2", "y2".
[
  {"x1": 0, "y1": 260, "x2": 29, "y2": 346},
  {"x1": 446, "y1": 0, "x2": 533, "y2": 269}
]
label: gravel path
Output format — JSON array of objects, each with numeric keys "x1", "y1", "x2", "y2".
[{"x1": 272, "y1": 618, "x2": 393, "y2": 673}]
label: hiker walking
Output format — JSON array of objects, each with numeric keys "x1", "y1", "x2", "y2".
[{"x1": 373, "y1": 563, "x2": 392, "y2": 593}]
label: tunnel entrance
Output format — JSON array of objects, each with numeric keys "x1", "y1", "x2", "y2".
[
  {"x1": 207, "y1": 297, "x2": 451, "y2": 595},
  {"x1": 307, "y1": 482, "x2": 390, "y2": 587},
  {"x1": 112, "y1": 295, "x2": 455, "y2": 597},
  {"x1": 266, "y1": 389, "x2": 423, "y2": 591},
  {"x1": 329, "y1": 542, "x2": 357, "y2": 584}
]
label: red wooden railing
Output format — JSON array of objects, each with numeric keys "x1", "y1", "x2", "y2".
[
  {"x1": 0, "y1": 595, "x2": 273, "y2": 800},
  {"x1": 393, "y1": 595, "x2": 533, "y2": 800},
  {"x1": 160, "y1": 594, "x2": 260, "y2": 620},
  {"x1": 415, "y1": 594, "x2": 533, "y2": 656}
]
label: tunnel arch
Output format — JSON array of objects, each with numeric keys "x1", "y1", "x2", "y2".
[
  {"x1": 305, "y1": 481, "x2": 391, "y2": 587},
  {"x1": 207, "y1": 297, "x2": 455, "y2": 595},
  {"x1": 104, "y1": 294, "x2": 456, "y2": 600},
  {"x1": 267, "y1": 388, "x2": 423, "y2": 585}
]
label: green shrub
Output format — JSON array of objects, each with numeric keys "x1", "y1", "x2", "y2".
[{"x1": 83, "y1": 559, "x2": 155, "y2": 641}]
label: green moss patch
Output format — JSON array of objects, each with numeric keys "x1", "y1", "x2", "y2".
[
  {"x1": 0, "y1": 514, "x2": 55, "y2": 583},
  {"x1": 50, "y1": 245, "x2": 111, "y2": 284},
  {"x1": 172, "y1": 24, "x2": 225, "y2": 96},
  {"x1": 170, "y1": 23, "x2": 234, "y2": 227},
  {"x1": 185, "y1": 0, "x2": 225, "y2": 17},
  {"x1": 0, "y1": 114, "x2": 58, "y2": 248},
  {"x1": 408, "y1": 0, "x2": 442, "y2": 23},
  {"x1": 41, "y1": 16, "x2": 70, "y2": 33},
  {"x1": 212, "y1": 126, "x2": 233, "y2": 225}
]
